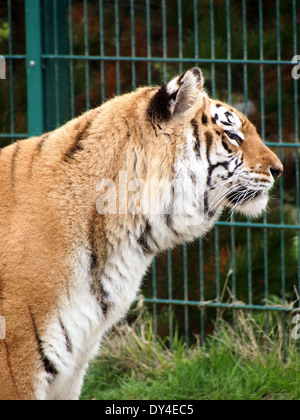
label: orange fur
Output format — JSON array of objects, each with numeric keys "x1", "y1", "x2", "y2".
[{"x1": 0, "y1": 68, "x2": 282, "y2": 400}]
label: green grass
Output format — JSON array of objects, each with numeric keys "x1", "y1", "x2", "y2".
[{"x1": 81, "y1": 309, "x2": 300, "y2": 401}]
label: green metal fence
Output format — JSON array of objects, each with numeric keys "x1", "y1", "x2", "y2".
[{"x1": 0, "y1": 0, "x2": 300, "y2": 350}]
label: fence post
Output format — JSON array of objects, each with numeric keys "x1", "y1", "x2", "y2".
[
  {"x1": 25, "y1": 0, "x2": 44, "y2": 137},
  {"x1": 42, "y1": 0, "x2": 70, "y2": 132}
]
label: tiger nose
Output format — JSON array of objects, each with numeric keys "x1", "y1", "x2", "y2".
[{"x1": 270, "y1": 164, "x2": 283, "y2": 181}]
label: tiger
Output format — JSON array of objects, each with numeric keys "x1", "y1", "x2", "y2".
[{"x1": 0, "y1": 68, "x2": 283, "y2": 400}]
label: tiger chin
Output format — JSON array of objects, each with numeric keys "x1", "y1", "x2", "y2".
[{"x1": 0, "y1": 68, "x2": 282, "y2": 400}]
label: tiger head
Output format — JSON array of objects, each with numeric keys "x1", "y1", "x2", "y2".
[{"x1": 146, "y1": 67, "x2": 283, "y2": 224}]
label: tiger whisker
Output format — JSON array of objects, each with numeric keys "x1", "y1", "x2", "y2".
[
  {"x1": 208, "y1": 182, "x2": 243, "y2": 210},
  {"x1": 205, "y1": 178, "x2": 238, "y2": 203}
]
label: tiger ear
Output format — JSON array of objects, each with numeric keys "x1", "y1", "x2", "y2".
[
  {"x1": 166, "y1": 68, "x2": 204, "y2": 118},
  {"x1": 148, "y1": 68, "x2": 204, "y2": 123}
]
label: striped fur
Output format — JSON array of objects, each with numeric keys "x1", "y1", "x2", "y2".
[{"x1": 0, "y1": 68, "x2": 282, "y2": 400}]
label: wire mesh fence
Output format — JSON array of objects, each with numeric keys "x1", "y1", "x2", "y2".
[{"x1": 0, "y1": 0, "x2": 299, "y2": 350}]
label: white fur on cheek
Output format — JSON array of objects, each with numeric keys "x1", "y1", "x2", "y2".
[{"x1": 236, "y1": 192, "x2": 269, "y2": 217}]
